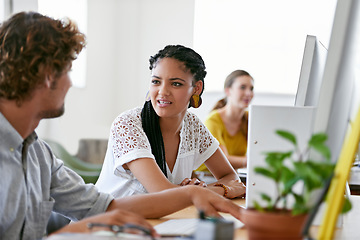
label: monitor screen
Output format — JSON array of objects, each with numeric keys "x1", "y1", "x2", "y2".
[
  {"x1": 294, "y1": 35, "x2": 328, "y2": 107},
  {"x1": 312, "y1": 0, "x2": 360, "y2": 163}
]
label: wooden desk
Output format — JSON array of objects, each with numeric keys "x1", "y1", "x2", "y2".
[{"x1": 149, "y1": 196, "x2": 360, "y2": 240}]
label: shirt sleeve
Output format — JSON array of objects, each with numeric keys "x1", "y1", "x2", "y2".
[
  {"x1": 110, "y1": 109, "x2": 155, "y2": 174},
  {"x1": 42, "y1": 141, "x2": 113, "y2": 221}
]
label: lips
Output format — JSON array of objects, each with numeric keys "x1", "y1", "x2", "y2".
[
  {"x1": 243, "y1": 98, "x2": 251, "y2": 104},
  {"x1": 157, "y1": 99, "x2": 172, "y2": 106}
]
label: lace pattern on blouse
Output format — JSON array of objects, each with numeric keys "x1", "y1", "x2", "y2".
[
  {"x1": 111, "y1": 107, "x2": 215, "y2": 161},
  {"x1": 180, "y1": 112, "x2": 215, "y2": 155},
  {"x1": 111, "y1": 108, "x2": 150, "y2": 160}
]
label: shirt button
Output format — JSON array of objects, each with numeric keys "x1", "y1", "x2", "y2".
[{"x1": 10, "y1": 147, "x2": 14, "y2": 152}]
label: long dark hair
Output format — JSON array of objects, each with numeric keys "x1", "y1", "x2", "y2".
[
  {"x1": 212, "y1": 70, "x2": 253, "y2": 111},
  {"x1": 141, "y1": 45, "x2": 207, "y2": 176}
]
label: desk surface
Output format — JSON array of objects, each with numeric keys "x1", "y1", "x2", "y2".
[{"x1": 148, "y1": 195, "x2": 360, "y2": 240}]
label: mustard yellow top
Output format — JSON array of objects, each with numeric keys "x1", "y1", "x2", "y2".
[{"x1": 196, "y1": 110, "x2": 248, "y2": 172}]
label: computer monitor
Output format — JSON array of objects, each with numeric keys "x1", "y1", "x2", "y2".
[
  {"x1": 304, "y1": 0, "x2": 360, "y2": 228},
  {"x1": 245, "y1": 35, "x2": 325, "y2": 206},
  {"x1": 245, "y1": 0, "x2": 360, "y2": 212},
  {"x1": 294, "y1": 35, "x2": 328, "y2": 107},
  {"x1": 312, "y1": 0, "x2": 359, "y2": 164}
]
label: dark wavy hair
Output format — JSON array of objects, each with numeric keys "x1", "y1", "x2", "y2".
[
  {"x1": 141, "y1": 45, "x2": 207, "y2": 176},
  {"x1": 0, "y1": 11, "x2": 86, "y2": 105},
  {"x1": 212, "y1": 70, "x2": 253, "y2": 111}
]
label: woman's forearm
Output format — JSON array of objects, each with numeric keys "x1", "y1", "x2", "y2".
[
  {"x1": 227, "y1": 155, "x2": 247, "y2": 169},
  {"x1": 213, "y1": 168, "x2": 240, "y2": 183}
]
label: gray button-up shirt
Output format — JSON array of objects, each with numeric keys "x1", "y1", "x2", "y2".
[{"x1": 0, "y1": 113, "x2": 114, "y2": 240}]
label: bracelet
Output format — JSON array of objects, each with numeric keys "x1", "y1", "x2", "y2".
[{"x1": 214, "y1": 183, "x2": 229, "y2": 198}]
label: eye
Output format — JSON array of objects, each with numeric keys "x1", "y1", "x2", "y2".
[
  {"x1": 151, "y1": 79, "x2": 160, "y2": 85},
  {"x1": 240, "y1": 85, "x2": 246, "y2": 90},
  {"x1": 172, "y1": 82, "x2": 183, "y2": 87}
]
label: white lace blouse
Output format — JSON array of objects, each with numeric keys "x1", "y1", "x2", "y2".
[{"x1": 95, "y1": 107, "x2": 219, "y2": 198}]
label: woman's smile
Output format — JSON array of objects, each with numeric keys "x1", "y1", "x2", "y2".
[{"x1": 157, "y1": 99, "x2": 172, "y2": 107}]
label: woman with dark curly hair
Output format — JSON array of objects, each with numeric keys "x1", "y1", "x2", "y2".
[{"x1": 96, "y1": 45, "x2": 246, "y2": 199}]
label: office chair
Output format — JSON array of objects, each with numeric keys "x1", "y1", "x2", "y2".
[{"x1": 44, "y1": 139, "x2": 102, "y2": 184}]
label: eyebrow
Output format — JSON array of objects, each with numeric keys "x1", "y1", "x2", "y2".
[{"x1": 151, "y1": 75, "x2": 186, "y2": 82}]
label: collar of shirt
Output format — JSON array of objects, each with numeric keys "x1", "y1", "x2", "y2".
[{"x1": 0, "y1": 112, "x2": 37, "y2": 153}]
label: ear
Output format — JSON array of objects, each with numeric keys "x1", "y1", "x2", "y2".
[
  {"x1": 44, "y1": 74, "x2": 54, "y2": 89},
  {"x1": 193, "y1": 80, "x2": 204, "y2": 95},
  {"x1": 224, "y1": 87, "x2": 231, "y2": 97}
]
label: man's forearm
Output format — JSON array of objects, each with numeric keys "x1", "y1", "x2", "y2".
[{"x1": 107, "y1": 186, "x2": 196, "y2": 218}]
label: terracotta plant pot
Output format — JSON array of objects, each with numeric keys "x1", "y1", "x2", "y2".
[{"x1": 240, "y1": 208, "x2": 308, "y2": 240}]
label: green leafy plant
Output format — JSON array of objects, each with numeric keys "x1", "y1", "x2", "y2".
[{"x1": 253, "y1": 130, "x2": 351, "y2": 215}]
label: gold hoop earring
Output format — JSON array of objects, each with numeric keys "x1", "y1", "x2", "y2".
[{"x1": 190, "y1": 94, "x2": 202, "y2": 108}]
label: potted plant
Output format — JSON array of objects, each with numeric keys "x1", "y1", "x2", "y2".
[{"x1": 240, "y1": 130, "x2": 351, "y2": 240}]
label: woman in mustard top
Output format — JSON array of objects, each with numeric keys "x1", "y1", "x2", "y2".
[{"x1": 197, "y1": 70, "x2": 254, "y2": 171}]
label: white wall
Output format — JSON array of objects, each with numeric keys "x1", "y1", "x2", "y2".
[
  {"x1": 193, "y1": 0, "x2": 337, "y2": 94},
  {"x1": 0, "y1": 0, "x2": 38, "y2": 21}
]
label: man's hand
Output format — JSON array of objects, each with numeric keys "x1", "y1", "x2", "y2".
[
  {"x1": 188, "y1": 186, "x2": 243, "y2": 220},
  {"x1": 52, "y1": 208, "x2": 158, "y2": 238}
]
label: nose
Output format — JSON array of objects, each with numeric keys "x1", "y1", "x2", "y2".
[
  {"x1": 245, "y1": 88, "x2": 253, "y2": 97},
  {"x1": 158, "y1": 82, "x2": 170, "y2": 96}
]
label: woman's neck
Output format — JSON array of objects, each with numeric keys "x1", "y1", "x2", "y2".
[
  {"x1": 159, "y1": 114, "x2": 184, "y2": 136},
  {"x1": 222, "y1": 104, "x2": 246, "y2": 121},
  {"x1": 218, "y1": 104, "x2": 246, "y2": 136}
]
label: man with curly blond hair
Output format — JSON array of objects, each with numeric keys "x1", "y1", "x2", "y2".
[{"x1": 0, "y1": 11, "x2": 243, "y2": 240}]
